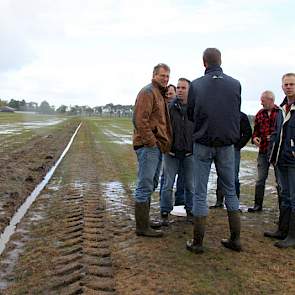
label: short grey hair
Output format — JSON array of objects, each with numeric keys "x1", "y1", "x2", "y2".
[{"x1": 261, "y1": 90, "x2": 275, "y2": 100}]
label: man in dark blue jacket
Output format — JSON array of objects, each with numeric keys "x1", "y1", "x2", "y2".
[
  {"x1": 186, "y1": 48, "x2": 242, "y2": 253},
  {"x1": 160, "y1": 78, "x2": 194, "y2": 224},
  {"x1": 265, "y1": 73, "x2": 295, "y2": 248}
]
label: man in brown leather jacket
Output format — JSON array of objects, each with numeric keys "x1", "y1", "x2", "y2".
[{"x1": 133, "y1": 63, "x2": 172, "y2": 237}]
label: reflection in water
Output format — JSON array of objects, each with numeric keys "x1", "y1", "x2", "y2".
[
  {"x1": 102, "y1": 130, "x2": 132, "y2": 145},
  {"x1": 102, "y1": 181, "x2": 134, "y2": 220},
  {"x1": 0, "y1": 119, "x2": 66, "y2": 135}
]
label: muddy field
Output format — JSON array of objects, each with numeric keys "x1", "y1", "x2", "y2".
[{"x1": 0, "y1": 114, "x2": 294, "y2": 295}]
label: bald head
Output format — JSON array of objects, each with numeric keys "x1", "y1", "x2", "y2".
[{"x1": 260, "y1": 90, "x2": 275, "y2": 110}]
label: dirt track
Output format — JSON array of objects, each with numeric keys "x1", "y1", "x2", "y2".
[{"x1": 1, "y1": 118, "x2": 295, "y2": 295}]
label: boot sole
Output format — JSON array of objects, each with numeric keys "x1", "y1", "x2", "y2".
[
  {"x1": 136, "y1": 231, "x2": 163, "y2": 238},
  {"x1": 186, "y1": 240, "x2": 204, "y2": 254},
  {"x1": 221, "y1": 240, "x2": 242, "y2": 252},
  {"x1": 264, "y1": 232, "x2": 286, "y2": 240},
  {"x1": 274, "y1": 241, "x2": 295, "y2": 248}
]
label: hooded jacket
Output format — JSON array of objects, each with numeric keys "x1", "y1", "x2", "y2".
[
  {"x1": 269, "y1": 97, "x2": 295, "y2": 167},
  {"x1": 168, "y1": 97, "x2": 194, "y2": 157},
  {"x1": 132, "y1": 79, "x2": 172, "y2": 153}
]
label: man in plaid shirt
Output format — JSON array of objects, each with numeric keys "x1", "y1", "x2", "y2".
[{"x1": 248, "y1": 90, "x2": 280, "y2": 212}]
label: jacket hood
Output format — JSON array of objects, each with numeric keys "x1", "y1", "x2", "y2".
[{"x1": 280, "y1": 96, "x2": 295, "y2": 107}]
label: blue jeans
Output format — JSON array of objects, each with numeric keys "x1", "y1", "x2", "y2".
[
  {"x1": 159, "y1": 161, "x2": 184, "y2": 204},
  {"x1": 277, "y1": 166, "x2": 295, "y2": 212},
  {"x1": 217, "y1": 148, "x2": 240, "y2": 197},
  {"x1": 160, "y1": 154, "x2": 194, "y2": 213},
  {"x1": 192, "y1": 143, "x2": 239, "y2": 216},
  {"x1": 135, "y1": 147, "x2": 162, "y2": 203},
  {"x1": 174, "y1": 161, "x2": 185, "y2": 205}
]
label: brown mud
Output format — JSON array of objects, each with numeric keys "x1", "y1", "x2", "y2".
[
  {"x1": 0, "y1": 119, "x2": 80, "y2": 233},
  {"x1": 0, "y1": 119, "x2": 294, "y2": 295}
]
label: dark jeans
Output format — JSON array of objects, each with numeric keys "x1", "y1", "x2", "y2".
[{"x1": 277, "y1": 165, "x2": 295, "y2": 212}]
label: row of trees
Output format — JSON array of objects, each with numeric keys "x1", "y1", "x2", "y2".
[{"x1": 0, "y1": 99, "x2": 133, "y2": 117}]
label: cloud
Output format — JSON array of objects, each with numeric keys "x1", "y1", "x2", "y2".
[{"x1": 0, "y1": 0, "x2": 294, "y2": 115}]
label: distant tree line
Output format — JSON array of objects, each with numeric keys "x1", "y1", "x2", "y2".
[
  {"x1": 0, "y1": 98, "x2": 134, "y2": 117},
  {"x1": 0, "y1": 98, "x2": 254, "y2": 121}
]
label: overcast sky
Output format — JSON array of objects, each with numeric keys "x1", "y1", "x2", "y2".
[{"x1": 0, "y1": 0, "x2": 294, "y2": 114}]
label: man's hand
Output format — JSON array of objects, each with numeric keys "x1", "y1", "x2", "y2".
[{"x1": 253, "y1": 137, "x2": 261, "y2": 147}]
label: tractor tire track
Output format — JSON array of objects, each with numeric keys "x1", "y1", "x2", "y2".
[{"x1": 0, "y1": 123, "x2": 117, "y2": 294}]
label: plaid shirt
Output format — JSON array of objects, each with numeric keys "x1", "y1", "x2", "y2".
[{"x1": 252, "y1": 105, "x2": 279, "y2": 153}]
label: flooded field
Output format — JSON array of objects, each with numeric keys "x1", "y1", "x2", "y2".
[{"x1": 0, "y1": 116, "x2": 294, "y2": 295}]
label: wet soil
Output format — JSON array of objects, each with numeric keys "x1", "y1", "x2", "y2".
[
  {"x1": 0, "y1": 118, "x2": 294, "y2": 295},
  {"x1": 0, "y1": 119, "x2": 80, "y2": 233}
]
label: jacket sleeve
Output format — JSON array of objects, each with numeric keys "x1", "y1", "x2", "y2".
[
  {"x1": 187, "y1": 85, "x2": 195, "y2": 122},
  {"x1": 236, "y1": 113, "x2": 252, "y2": 150},
  {"x1": 133, "y1": 89, "x2": 157, "y2": 147}
]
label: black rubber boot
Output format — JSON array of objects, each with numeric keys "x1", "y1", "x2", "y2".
[
  {"x1": 264, "y1": 207, "x2": 290, "y2": 240},
  {"x1": 186, "y1": 208, "x2": 193, "y2": 223},
  {"x1": 161, "y1": 211, "x2": 169, "y2": 227},
  {"x1": 277, "y1": 185, "x2": 282, "y2": 211},
  {"x1": 275, "y1": 211, "x2": 295, "y2": 248},
  {"x1": 248, "y1": 185, "x2": 264, "y2": 212},
  {"x1": 221, "y1": 210, "x2": 242, "y2": 252},
  {"x1": 135, "y1": 202, "x2": 163, "y2": 237},
  {"x1": 209, "y1": 189, "x2": 224, "y2": 209},
  {"x1": 186, "y1": 216, "x2": 206, "y2": 254},
  {"x1": 147, "y1": 198, "x2": 162, "y2": 229}
]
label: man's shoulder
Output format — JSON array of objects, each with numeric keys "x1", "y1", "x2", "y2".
[
  {"x1": 221, "y1": 73, "x2": 241, "y2": 86},
  {"x1": 191, "y1": 75, "x2": 206, "y2": 83},
  {"x1": 240, "y1": 111, "x2": 248, "y2": 119},
  {"x1": 191, "y1": 72, "x2": 240, "y2": 85},
  {"x1": 141, "y1": 83, "x2": 153, "y2": 92},
  {"x1": 138, "y1": 83, "x2": 155, "y2": 97},
  {"x1": 255, "y1": 108, "x2": 265, "y2": 117}
]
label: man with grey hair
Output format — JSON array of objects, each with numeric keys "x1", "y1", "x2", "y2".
[
  {"x1": 248, "y1": 90, "x2": 280, "y2": 212},
  {"x1": 133, "y1": 63, "x2": 172, "y2": 237},
  {"x1": 186, "y1": 48, "x2": 242, "y2": 253}
]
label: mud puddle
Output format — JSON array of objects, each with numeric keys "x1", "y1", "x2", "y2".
[
  {"x1": 0, "y1": 118, "x2": 66, "y2": 135},
  {"x1": 110, "y1": 124, "x2": 132, "y2": 135},
  {"x1": 242, "y1": 146, "x2": 259, "y2": 152},
  {"x1": 102, "y1": 130, "x2": 132, "y2": 145},
  {"x1": 103, "y1": 181, "x2": 134, "y2": 223}
]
